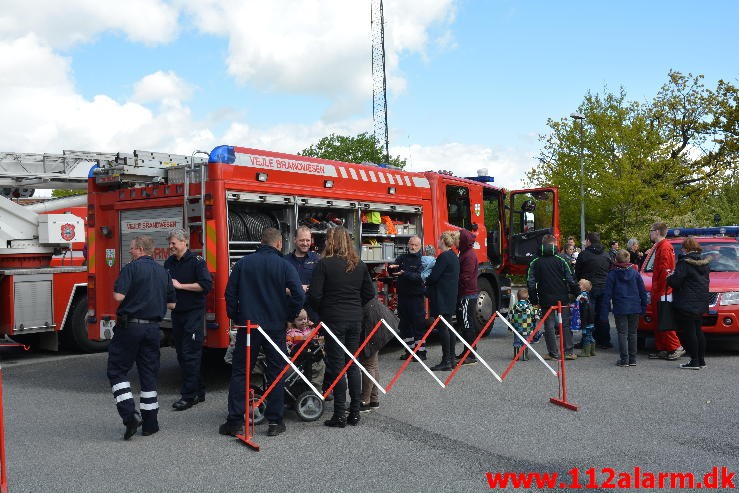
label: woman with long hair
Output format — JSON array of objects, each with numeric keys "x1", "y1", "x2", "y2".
[
  {"x1": 427, "y1": 232, "x2": 460, "y2": 371},
  {"x1": 310, "y1": 227, "x2": 375, "y2": 426},
  {"x1": 667, "y1": 237, "x2": 710, "y2": 369}
]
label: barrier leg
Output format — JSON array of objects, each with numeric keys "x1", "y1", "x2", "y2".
[
  {"x1": 237, "y1": 321, "x2": 260, "y2": 451},
  {"x1": 549, "y1": 302, "x2": 578, "y2": 411}
]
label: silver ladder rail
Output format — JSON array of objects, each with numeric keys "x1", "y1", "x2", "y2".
[{"x1": 183, "y1": 151, "x2": 210, "y2": 261}]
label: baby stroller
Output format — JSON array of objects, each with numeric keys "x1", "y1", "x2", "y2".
[{"x1": 250, "y1": 336, "x2": 325, "y2": 424}]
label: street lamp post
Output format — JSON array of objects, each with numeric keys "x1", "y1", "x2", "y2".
[{"x1": 570, "y1": 112, "x2": 586, "y2": 249}]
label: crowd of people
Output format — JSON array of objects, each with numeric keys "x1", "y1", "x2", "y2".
[{"x1": 105, "y1": 219, "x2": 710, "y2": 441}]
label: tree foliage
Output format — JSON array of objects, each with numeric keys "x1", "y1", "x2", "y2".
[
  {"x1": 51, "y1": 189, "x2": 86, "y2": 198},
  {"x1": 299, "y1": 132, "x2": 406, "y2": 168},
  {"x1": 527, "y1": 71, "x2": 739, "y2": 245}
]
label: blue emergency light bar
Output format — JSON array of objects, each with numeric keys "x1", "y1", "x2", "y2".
[
  {"x1": 667, "y1": 226, "x2": 739, "y2": 238},
  {"x1": 464, "y1": 175, "x2": 495, "y2": 183},
  {"x1": 209, "y1": 145, "x2": 236, "y2": 164}
]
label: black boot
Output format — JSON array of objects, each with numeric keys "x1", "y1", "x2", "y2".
[
  {"x1": 347, "y1": 410, "x2": 361, "y2": 426},
  {"x1": 324, "y1": 413, "x2": 346, "y2": 428}
]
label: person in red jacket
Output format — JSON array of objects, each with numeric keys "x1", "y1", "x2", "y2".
[
  {"x1": 648, "y1": 222, "x2": 686, "y2": 361},
  {"x1": 455, "y1": 228, "x2": 480, "y2": 365}
]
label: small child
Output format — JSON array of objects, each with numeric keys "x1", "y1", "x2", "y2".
[
  {"x1": 286, "y1": 309, "x2": 325, "y2": 388},
  {"x1": 420, "y1": 245, "x2": 436, "y2": 281},
  {"x1": 576, "y1": 279, "x2": 596, "y2": 357},
  {"x1": 601, "y1": 249, "x2": 648, "y2": 367},
  {"x1": 509, "y1": 288, "x2": 538, "y2": 360}
]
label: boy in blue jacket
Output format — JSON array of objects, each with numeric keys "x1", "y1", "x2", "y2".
[{"x1": 601, "y1": 250, "x2": 648, "y2": 367}]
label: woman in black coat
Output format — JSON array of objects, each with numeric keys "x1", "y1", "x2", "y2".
[
  {"x1": 667, "y1": 237, "x2": 710, "y2": 369},
  {"x1": 426, "y1": 231, "x2": 461, "y2": 371},
  {"x1": 310, "y1": 227, "x2": 375, "y2": 426}
]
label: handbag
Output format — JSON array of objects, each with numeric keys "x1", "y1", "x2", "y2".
[{"x1": 657, "y1": 293, "x2": 674, "y2": 332}]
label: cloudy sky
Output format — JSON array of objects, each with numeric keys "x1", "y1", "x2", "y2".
[{"x1": 1, "y1": 0, "x2": 737, "y2": 189}]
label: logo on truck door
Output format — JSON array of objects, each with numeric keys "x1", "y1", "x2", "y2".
[
  {"x1": 60, "y1": 223, "x2": 76, "y2": 241},
  {"x1": 106, "y1": 248, "x2": 116, "y2": 267}
]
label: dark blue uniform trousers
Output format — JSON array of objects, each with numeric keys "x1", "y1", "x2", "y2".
[
  {"x1": 107, "y1": 322, "x2": 160, "y2": 432},
  {"x1": 172, "y1": 310, "x2": 205, "y2": 400},
  {"x1": 397, "y1": 294, "x2": 426, "y2": 346},
  {"x1": 227, "y1": 327, "x2": 286, "y2": 426}
]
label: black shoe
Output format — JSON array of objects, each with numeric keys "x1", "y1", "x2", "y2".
[
  {"x1": 412, "y1": 350, "x2": 427, "y2": 361},
  {"x1": 142, "y1": 426, "x2": 159, "y2": 436},
  {"x1": 347, "y1": 411, "x2": 361, "y2": 426},
  {"x1": 615, "y1": 360, "x2": 628, "y2": 367},
  {"x1": 360, "y1": 402, "x2": 380, "y2": 413},
  {"x1": 218, "y1": 421, "x2": 243, "y2": 436},
  {"x1": 699, "y1": 360, "x2": 706, "y2": 368},
  {"x1": 123, "y1": 414, "x2": 141, "y2": 440},
  {"x1": 680, "y1": 361, "x2": 701, "y2": 370},
  {"x1": 172, "y1": 398, "x2": 197, "y2": 411},
  {"x1": 267, "y1": 422, "x2": 286, "y2": 437},
  {"x1": 324, "y1": 414, "x2": 346, "y2": 428},
  {"x1": 461, "y1": 356, "x2": 478, "y2": 366},
  {"x1": 431, "y1": 362, "x2": 453, "y2": 371}
]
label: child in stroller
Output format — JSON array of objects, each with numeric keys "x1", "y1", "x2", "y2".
[{"x1": 250, "y1": 310, "x2": 326, "y2": 424}]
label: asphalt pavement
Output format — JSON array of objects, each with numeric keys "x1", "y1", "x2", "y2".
[{"x1": 2, "y1": 321, "x2": 738, "y2": 493}]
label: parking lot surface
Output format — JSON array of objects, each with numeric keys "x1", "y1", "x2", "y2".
[{"x1": 2, "y1": 321, "x2": 738, "y2": 492}]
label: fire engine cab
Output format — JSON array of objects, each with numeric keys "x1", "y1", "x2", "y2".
[{"x1": 87, "y1": 145, "x2": 559, "y2": 351}]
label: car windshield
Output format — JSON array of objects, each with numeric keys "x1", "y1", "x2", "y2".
[{"x1": 643, "y1": 240, "x2": 739, "y2": 273}]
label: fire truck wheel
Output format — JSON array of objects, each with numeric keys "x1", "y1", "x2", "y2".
[
  {"x1": 63, "y1": 297, "x2": 109, "y2": 353},
  {"x1": 476, "y1": 278, "x2": 497, "y2": 332}
]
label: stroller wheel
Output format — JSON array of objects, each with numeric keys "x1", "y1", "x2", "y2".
[
  {"x1": 295, "y1": 391, "x2": 324, "y2": 422},
  {"x1": 250, "y1": 389, "x2": 267, "y2": 425}
]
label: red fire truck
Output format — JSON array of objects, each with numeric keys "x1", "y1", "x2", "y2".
[
  {"x1": 87, "y1": 145, "x2": 559, "y2": 350},
  {"x1": 0, "y1": 151, "x2": 99, "y2": 352}
]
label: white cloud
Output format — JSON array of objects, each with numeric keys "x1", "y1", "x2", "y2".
[
  {"x1": 181, "y1": 0, "x2": 456, "y2": 120},
  {"x1": 132, "y1": 71, "x2": 194, "y2": 104},
  {"x1": 395, "y1": 143, "x2": 535, "y2": 190},
  {"x1": 0, "y1": 0, "x2": 179, "y2": 47}
]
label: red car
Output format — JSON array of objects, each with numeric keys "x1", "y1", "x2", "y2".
[{"x1": 638, "y1": 227, "x2": 739, "y2": 342}]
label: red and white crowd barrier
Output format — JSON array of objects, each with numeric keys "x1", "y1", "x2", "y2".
[{"x1": 234, "y1": 303, "x2": 577, "y2": 451}]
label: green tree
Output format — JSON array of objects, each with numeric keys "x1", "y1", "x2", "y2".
[
  {"x1": 527, "y1": 71, "x2": 738, "y2": 245},
  {"x1": 51, "y1": 189, "x2": 86, "y2": 198},
  {"x1": 299, "y1": 132, "x2": 406, "y2": 168}
]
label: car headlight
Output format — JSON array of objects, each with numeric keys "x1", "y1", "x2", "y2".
[{"x1": 719, "y1": 292, "x2": 739, "y2": 306}]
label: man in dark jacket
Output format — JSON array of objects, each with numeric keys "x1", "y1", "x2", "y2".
[
  {"x1": 456, "y1": 228, "x2": 480, "y2": 364},
  {"x1": 164, "y1": 228, "x2": 213, "y2": 411},
  {"x1": 284, "y1": 225, "x2": 320, "y2": 322},
  {"x1": 220, "y1": 227, "x2": 304, "y2": 438},
  {"x1": 389, "y1": 236, "x2": 426, "y2": 359},
  {"x1": 575, "y1": 232, "x2": 614, "y2": 349},
  {"x1": 527, "y1": 234, "x2": 579, "y2": 359}
]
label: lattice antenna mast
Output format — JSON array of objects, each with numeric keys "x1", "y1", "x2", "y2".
[{"x1": 371, "y1": 0, "x2": 389, "y2": 164}]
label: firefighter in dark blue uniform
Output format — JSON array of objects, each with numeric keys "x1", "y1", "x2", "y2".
[
  {"x1": 220, "y1": 227, "x2": 304, "y2": 438},
  {"x1": 164, "y1": 228, "x2": 213, "y2": 411},
  {"x1": 388, "y1": 236, "x2": 427, "y2": 360},
  {"x1": 284, "y1": 225, "x2": 320, "y2": 322},
  {"x1": 108, "y1": 235, "x2": 176, "y2": 440}
]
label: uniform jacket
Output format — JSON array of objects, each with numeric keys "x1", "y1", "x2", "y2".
[
  {"x1": 225, "y1": 245, "x2": 304, "y2": 330},
  {"x1": 390, "y1": 251, "x2": 424, "y2": 297},
  {"x1": 426, "y1": 249, "x2": 460, "y2": 315},
  {"x1": 601, "y1": 263, "x2": 648, "y2": 318},
  {"x1": 526, "y1": 244, "x2": 579, "y2": 308},
  {"x1": 667, "y1": 251, "x2": 711, "y2": 315},
  {"x1": 114, "y1": 255, "x2": 176, "y2": 320},
  {"x1": 650, "y1": 238, "x2": 676, "y2": 305},
  {"x1": 285, "y1": 250, "x2": 320, "y2": 286},
  {"x1": 457, "y1": 229, "x2": 478, "y2": 298},
  {"x1": 575, "y1": 242, "x2": 611, "y2": 289},
  {"x1": 164, "y1": 249, "x2": 213, "y2": 312},
  {"x1": 309, "y1": 256, "x2": 375, "y2": 323}
]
